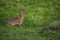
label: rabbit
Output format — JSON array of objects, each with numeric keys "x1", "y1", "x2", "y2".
[{"x1": 7, "y1": 11, "x2": 25, "y2": 26}]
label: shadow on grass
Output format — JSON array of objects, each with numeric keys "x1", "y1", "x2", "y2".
[{"x1": 39, "y1": 27, "x2": 60, "y2": 40}]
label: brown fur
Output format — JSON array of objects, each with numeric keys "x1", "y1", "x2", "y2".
[{"x1": 7, "y1": 11, "x2": 25, "y2": 26}]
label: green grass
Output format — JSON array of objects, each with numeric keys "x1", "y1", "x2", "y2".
[{"x1": 0, "y1": 0, "x2": 60, "y2": 40}]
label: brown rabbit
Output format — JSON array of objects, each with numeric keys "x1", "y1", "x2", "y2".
[{"x1": 7, "y1": 11, "x2": 25, "y2": 26}]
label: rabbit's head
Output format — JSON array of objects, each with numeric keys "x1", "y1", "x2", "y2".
[{"x1": 19, "y1": 11, "x2": 25, "y2": 17}]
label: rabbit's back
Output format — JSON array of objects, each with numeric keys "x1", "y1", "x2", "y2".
[{"x1": 7, "y1": 17, "x2": 19, "y2": 25}]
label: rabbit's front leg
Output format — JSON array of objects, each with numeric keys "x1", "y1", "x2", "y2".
[
  {"x1": 18, "y1": 22, "x2": 22, "y2": 26},
  {"x1": 19, "y1": 23, "x2": 22, "y2": 26}
]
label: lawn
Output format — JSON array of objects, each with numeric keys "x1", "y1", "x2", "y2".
[{"x1": 0, "y1": 0, "x2": 60, "y2": 40}]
